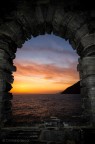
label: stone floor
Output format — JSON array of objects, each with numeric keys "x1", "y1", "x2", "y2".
[{"x1": 0, "y1": 127, "x2": 95, "y2": 144}]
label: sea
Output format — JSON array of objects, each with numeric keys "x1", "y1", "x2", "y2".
[{"x1": 11, "y1": 94, "x2": 82, "y2": 126}]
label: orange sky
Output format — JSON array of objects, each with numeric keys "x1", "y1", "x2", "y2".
[
  {"x1": 11, "y1": 60, "x2": 79, "y2": 94},
  {"x1": 10, "y1": 35, "x2": 79, "y2": 94}
]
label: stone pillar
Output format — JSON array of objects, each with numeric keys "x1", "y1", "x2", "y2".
[
  {"x1": 0, "y1": 40, "x2": 16, "y2": 126},
  {"x1": 77, "y1": 56, "x2": 95, "y2": 126}
]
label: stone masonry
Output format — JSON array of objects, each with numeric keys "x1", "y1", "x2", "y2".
[{"x1": 0, "y1": 0, "x2": 95, "y2": 128}]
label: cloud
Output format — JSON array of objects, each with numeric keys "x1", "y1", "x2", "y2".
[
  {"x1": 19, "y1": 43, "x2": 76, "y2": 57},
  {"x1": 14, "y1": 60, "x2": 79, "y2": 82},
  {"x1": 16, "y1": 44, "x2": 78, "y2": 69},
  {"x1": 17, "y1": 34, "x2": 78, "y2": 62}
]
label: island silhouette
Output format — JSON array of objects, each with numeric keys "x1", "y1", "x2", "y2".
[{"x1": 61, "y1": 81, "x2": 80, "y2": 94}]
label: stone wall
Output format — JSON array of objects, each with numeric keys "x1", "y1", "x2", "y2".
[{"x1": 0, "y1": 0, "x2": 95, "y2": 127}]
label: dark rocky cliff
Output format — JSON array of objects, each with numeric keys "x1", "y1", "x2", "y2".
[{"x1": 61, "y1": 81, "x2": 80, "y2": 94}]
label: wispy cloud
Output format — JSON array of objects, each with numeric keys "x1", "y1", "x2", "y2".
[
  {"x1": 16, "y1": 34, "x2": 78, "y2": 66},
  {"x1": 20, "y1": 45, "x2": 76, "y2": 57},
  {"x1": 14, "y1": 60, "x2": 79, "y2": 81}
]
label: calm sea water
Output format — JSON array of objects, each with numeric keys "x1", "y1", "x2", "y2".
[{"x1": 12, "y1": 94, "x2": 81, "y2": 124}]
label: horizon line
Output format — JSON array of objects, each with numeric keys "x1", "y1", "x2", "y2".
[{"x1": 12, "y1": 92, "x2": 60, "y2": 95}]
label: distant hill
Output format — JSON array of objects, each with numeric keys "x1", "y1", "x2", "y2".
[{"x1": 61, "y1": 81, "x2": 80, "y2": 94}]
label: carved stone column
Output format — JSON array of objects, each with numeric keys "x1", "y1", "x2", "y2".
[
  {"x1": 77, "y1": 56, "x2": 95, "y2": 126},
  {"x1": 0, "y1": 40, "x2": 16, "y2": 126}
]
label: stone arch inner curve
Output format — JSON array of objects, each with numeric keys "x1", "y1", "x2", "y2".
[{"x1": 0, "y1": 1, "x2": 95, "y2": 127}]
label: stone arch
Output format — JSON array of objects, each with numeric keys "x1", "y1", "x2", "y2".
[{"x1": 0, "y1": 1, "x2": 95, "y2": 127}]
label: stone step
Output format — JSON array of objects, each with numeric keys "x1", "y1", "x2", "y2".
[
  {"x1": 1, "y1": 127, "x2": 95, "y2": 144},
  {"x1": 1, "y1": 129, "x2": 42, "y2": 143}
]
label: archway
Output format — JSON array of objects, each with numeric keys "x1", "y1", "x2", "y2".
[
  {"x1": 0, "y1": 1, "x2": 95, "y2": 127},
  {"x1": 11, "y1": 34, "x2": 81, "y2": 125},
  {"x1": 12, "y1": 34, "x2": 79, "y2": 94}
]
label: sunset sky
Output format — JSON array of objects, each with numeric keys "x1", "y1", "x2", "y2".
[{"x1": 11, "y1": 34, "x2": 79, "y2": 94}]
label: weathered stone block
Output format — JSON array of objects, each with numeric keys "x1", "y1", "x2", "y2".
[
  {"x1": 75, "y1": 24, "x2": 89, "y2": 43},
  {"x1": 66, "y1": 13, "x2": 86, "y2": 41},
  {"x1": 0, "y1": 110, "x2": 12, "y2": 122},
  {"x1": 0, "y1": 70, "x2": 14, "y2": 84},
  {"x1": 92, "y1": 115, "x2": 95, "y2": 126},
  {"x1": 78, "y1": 70, "x2": 83, "y2": 80},
  {"x1": 0, "y1": 80, "x2": 6, "y2": 92},
  {"x1": 46, "y1": 5, "x2": 55, "y2": 23},
  {"x1": 78, "y1": 57, "x2": 95, "y2": 79},
  {"x1": 0, "y1": 40, "x2": 15, "y2": 59},
  {"x1": 35, "y1": 6, "x2": 44, "y2": 24},
  {"x1": 0, "y1": 21, "x2": 24, "y2": 47},
  {"x1": 77, "y1": 63, "x2": 82, "y2": 72},
  {"x1": 67, "y1": 12, "x2": 86, "y2": 38},
  {"x1": 81, "y1": 98, "x2": 91, "y2": 109},
  {"x1": 0, "y1": 92, "x2": 13, "y2": 102},
  {"x1": 65, "y1": 28, "x2": 73, "y2": 40},
  {"x1": 46, "y1": 22, "x2": 53, "y2": 34},
  {"x1": 0, "y1": 80, "x2": 12, "y2": 92},
  {"x1": 69, "y1": 39, "x2": 76, "y2": 50},
  {"x1": 81, "y1": 70, "x2": 95, "y2": 79},
  {"x1": 82, "y1": 45, "x2": 95, "y2": 57},
  {"x1": 6, "y1": 82, "x2": 13, "y2": 92},
  {"x1": 80, "y1": 33, "x2": 95, "y2": 49},
  {"x1": 16, "y1": 16, "x2": 31, "y2": 40},
  {"x1": 35, "y1": 6, "x2": 46, "y2": 35},
  {"x1": 80, "y1": 76, "x2": 95, "y2": 87},
  {"x1": 87, "y1": 88, "x2": 95, "y2": 96},
  {"x1": 0, "y1": 49, "x2": 9, "y2": 60},
  {"x1": 77, "y1": 56, "x2": 95, "y2": 71},
  {"x1": 61, "y1": 12, "x2": 74, "y2": 27},
  {"x1": 82, "y1": 108, "x2": 92, "y2": 116},
  {"x1": 0, "y1": 101, "x2": 12, "y2": 117},
  {"x1": 16, "y1": 8, "x2": 37, "y2": 38},
  {"x1": 79, "y1": 57, "x2": 95, "y2": 67},
  {"x1": 80, "y1": 114, "x2": 91, "y2": 125},
  {"x1": 91, "y1": 100, "x2": 95, "y2": 109},
  {"x1": 84, "y1": 65, "x2": 95, "y2": 76},
  {"x1": 53, "y1": 11, "x2": 73, "y2": 35},
  {"x1": 81, "y1": 87, "x2": 95, "y2": 99},
  {"x1": 0, "y1": 59, "x2": 16, "y2": 72},
  {"x1": 45, "y1": 5, "x2": 55, "y2": 34}
]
